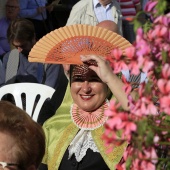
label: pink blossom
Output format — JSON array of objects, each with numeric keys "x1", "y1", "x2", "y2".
[
  {"x1": 131, "y1": 97, "x2": 158, "y2": 116},
  {"x1": 153, "y1": 136, "x2": 159, "y2": 143},
  {"x1": 159, "y1": 95, "x2": 170, "y2": 114},
  {"x1": 106, "y1": 116, "x2": 122, "y2": 129},
  {"x1": 154, "y1": 14, "x2": 169, "y2": 27},
  {"x1": 136, "y1": 40, "x2": 151, "y2": 57},
  {"x1": 136, "y1": 28, "x2": 144, "y2": 41},
  {"x1": 143, "y1": 148, "x2": 158, "y2": 164},
  {"x1": 112, "y1": 61, "x2": 129, "y2": 74},
  {"x1": 121, "y1": 75, "x2": 132, "y2": 94},
  {"x1": 125, "y1": 46, "x2": 135, "y2": 59},
  {"x1": 110, "y1": 48, "x2": 122, "y2": 60},
  {"x1": 140, "y1": 161, "x2": 156, "y2": 170},
  {"x1": 123, "y1": 84, "x2": 132, "y2": 95},
  {"x1": 119, "y1": 121, "x2": 137, "y2": 140},
  {"x1": 128, "y1": 61, "x2": 140, "y2": 75},
  {"x1": 103, "y1": 1, "x2": 170, "y2": 168},
  {"x1": 145, "y1": 1, "x2": 158, "y2": 12},
  {"x1": 115, "y1": 163, "x2": 126, "y2": 170},
  {"x1": 157, "y1": 79, "x2": 170, "y2": 94},
  {"x1": 106, "y1": 100, "x2": 120, "y2": 113},
  {"x1": 162, "y1": 64, "x2": 170, "y2": 79},
  {"x1": 142, "y1": 60, "x2": 154, "y2": 73}
]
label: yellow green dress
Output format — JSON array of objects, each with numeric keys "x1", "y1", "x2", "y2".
[{"x1": 42, "y1": 85, "x2": 127, "y2": 170}]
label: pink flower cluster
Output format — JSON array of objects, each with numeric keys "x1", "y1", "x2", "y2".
[{"x1": 103, "y1": 0, "x2": 170, "y2": 169}]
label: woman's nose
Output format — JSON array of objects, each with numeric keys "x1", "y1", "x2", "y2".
[{"x1": 82, "y1": 81, "x2": 91, "y2": 93}]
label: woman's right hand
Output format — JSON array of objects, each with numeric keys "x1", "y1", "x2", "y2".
[
  {"x1": 80, "y1": 54, "x2": 131, "y2": 110},
  {"x1": 80, "y1": 55, "x2": 115, "y2": 85}
]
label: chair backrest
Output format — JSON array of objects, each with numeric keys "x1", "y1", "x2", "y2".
[{"x1": 0, "y1": 83, "x2": 55, "y2": 122}]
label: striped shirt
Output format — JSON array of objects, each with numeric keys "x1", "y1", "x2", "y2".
[{"x1": 118, "y1": 0, "x2": 140, "y2": 19}]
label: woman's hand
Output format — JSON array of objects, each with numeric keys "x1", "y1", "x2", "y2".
[
  {"x1": 80, "y1": 54, "x2": 130, "y2": 110},
  {"x1": 80, "y1": 55, "x2": 115, "y2": 84}
]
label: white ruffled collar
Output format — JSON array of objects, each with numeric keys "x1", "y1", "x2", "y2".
[{"x1": 68, "y1": 129, "x2": 99, "y2": 162}]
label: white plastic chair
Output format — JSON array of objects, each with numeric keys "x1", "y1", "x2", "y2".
[{"x1": 0, "y1": 83, "x2": 55, "y2": 121}]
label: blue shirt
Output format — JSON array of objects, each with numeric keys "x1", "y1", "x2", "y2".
[
  {"x1": 19, "y1": 0, "x2": 47, "y2": 20},
  {"x1": 93, "y1": 0, "x2": 115, "y2": 22},
  {"x1": 0, "y1": 17, "x2": 10, "y2": 56},
  {"x1": 0, "y1": 51, "x2": 63, "y2": 89}
]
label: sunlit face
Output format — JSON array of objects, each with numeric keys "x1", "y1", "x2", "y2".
[
  {"x1": 0, "y1": 132, "x2": 19, "y2": 170},
  {"x1": 70, "y1": 65, "x2": 108, "y2": 112}
]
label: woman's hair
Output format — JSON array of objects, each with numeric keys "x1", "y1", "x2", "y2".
[
  {"x1": 7, "y1": 18, "x2": 35, "y2": 43},
  {"x1": 0, "y1": 101, "x2": 45, "y2": 169}
]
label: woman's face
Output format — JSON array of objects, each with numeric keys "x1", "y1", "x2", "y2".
[
  {"x1": 71, "y1": 65, "x2": 108, "y2": 112},
  {"x1": 0, "y1": 132, "x2": 19, "y2": 170}
]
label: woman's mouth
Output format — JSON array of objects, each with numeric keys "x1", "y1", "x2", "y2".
[{"x1": 80, "y1": 95, "x2": 94, "y2": 100}]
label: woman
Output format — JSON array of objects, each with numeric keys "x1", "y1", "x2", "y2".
[
  {"x1": 41, "y1": 54, "x2": 130, "y2": 170},
  {"x1": 0, "y1": 101, "x2": 45, "y2": 170}
]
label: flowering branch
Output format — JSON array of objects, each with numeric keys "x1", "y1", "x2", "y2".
[{"x1": 103, "y1": 0, "x2": 170, "y2": 169}]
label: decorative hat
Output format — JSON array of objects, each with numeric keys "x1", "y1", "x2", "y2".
[{"x1": 28, "y1": 24, "x2": 132, "y2": 65}]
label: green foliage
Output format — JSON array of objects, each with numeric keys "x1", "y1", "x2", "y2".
[
  {"x1": 162, "y1": 50, "x2": 168, "y2": 63},
  {"x1": 156, "y1": 0, "x2": 168, "y2": 16},
  {"x1": 126, "y1": 157, "x2": 132, "y2": 170}
]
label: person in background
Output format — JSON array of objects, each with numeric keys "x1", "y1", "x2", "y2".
[
  {"x1": 0, "y1": 100, "x2": 45, "y2": 170},
  {"x1": 0, "y1": 18, "x2": 67, "y2": 123},
  {"x1": 66, "y1": 0, "x2": 123, "y2": 35},
  {"x1": 45, "y1": 0, "x2": 80, "y2": 30},
  {"x1": 19, "y1": 0, "x2": 65, "y2": 40},
  {"x1": 18, "y1": 0, "x2": 48, "y2": 40},
  {"x1": 0, "y1": 18, "x2": 65, "y2": 89},
  {"x1": 0, "y1": 0, "x2": 20, "y2": 61},
  {"x1": 119, "y1": 0, "x2": 142, "y2": 43}
]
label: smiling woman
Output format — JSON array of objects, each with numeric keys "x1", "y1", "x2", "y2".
[
  {"x1": 27, "y1": 22, "x2": 135, "y2": 170},
  {"x1": 40, "y1": 54, "x2": 130, "y2": 170}
]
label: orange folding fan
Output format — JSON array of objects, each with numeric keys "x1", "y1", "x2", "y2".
[{"x1": 28, "y1": 24, "x2": 132, "y2": 65}]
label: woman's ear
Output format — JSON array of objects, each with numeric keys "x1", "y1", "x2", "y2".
[{"x1": 26, "y1": 165, "x2": 36, "y2": 170}]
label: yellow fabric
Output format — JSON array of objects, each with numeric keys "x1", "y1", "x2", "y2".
[{"x1": 42, "y1": 84, "x2": 127, "y2": 170}]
